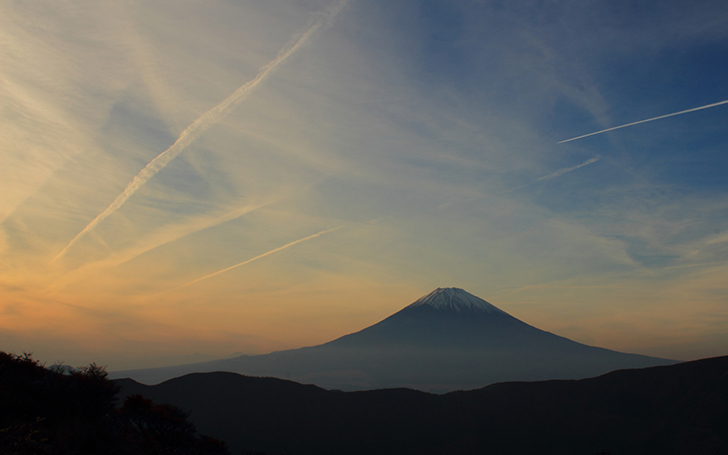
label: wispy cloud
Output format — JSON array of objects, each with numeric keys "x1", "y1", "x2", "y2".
[
  {"x1": 173, "y1": 226, "x2": 344, "y2": 290},
  {"x1": 499, "y1": 156, "x2": 601, "y2": 194},
  {"x1": 52, "y1": 1, "x2": 348, "y2": 262},
  {"x1": 558, "y1": 99, "x2": 728, "y2": 144},
  {"x1": 45, "y1": 200, "x2": 277, "y2": 294},
  {"x1": 102, "y1": 200, "x2": 277, "y2": 269}
]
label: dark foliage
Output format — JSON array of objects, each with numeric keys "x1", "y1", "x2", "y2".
[{"x1": 0, "y1": 352, "x2": 229, "y2": 455}]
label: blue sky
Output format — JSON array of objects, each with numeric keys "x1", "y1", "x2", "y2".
[{"x1": 1, "y1": 0, "x2": 727, "y2": 369}]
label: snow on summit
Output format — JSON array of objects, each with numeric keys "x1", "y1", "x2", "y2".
[{"x1": 406, "y1": 288, "x2": 508, "y2": 314}]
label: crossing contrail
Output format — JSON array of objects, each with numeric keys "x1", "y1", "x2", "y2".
[
  {"x1": 175, "y1": 225, "x2": 344, "y2": 290},
  {"x1": 558, "y1": 99, "x2": 728, "y2": 144},
  {"x1": 52, "y1": 1, "x2": 348, "y2": 263}
]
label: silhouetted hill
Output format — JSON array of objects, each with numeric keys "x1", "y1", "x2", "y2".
[
  {"x1": 115, "y1": 354, "x2": 728, "y2": 455},
  {"x1": 112, "y1": 288, "x2": 674, "y2": 391}
]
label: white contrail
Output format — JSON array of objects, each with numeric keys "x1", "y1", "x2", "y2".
[
  {"x1": 559, "y1": 99, "x2": 728, "y2": 144},
  {"x1": 174, "y1": 225, "x2": 344, "y2": 290},
  {"x1": 499, "y1": 156, "x2": 600, "y2": 194},
  {"x1": 45, "y1": 200, "x2": 277, "y2": 295},
  {"x1": 52, "y1": 1, "x2": 348, "y2": 263},
  {"x1": 535, "y1": 156, "x2": 600, "y2": 181}
]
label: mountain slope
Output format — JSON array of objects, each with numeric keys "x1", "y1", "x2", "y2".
[
  {"x1": 112, "y1": 288, "x2": 675, "y2": 391},
  {"x1": 115, "y1": 355, "x2": 728, "y2": 455}
]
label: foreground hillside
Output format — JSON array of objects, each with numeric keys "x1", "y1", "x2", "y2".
[{"x1": 117, "y1": 355, "x2": 728, "y2": 455}]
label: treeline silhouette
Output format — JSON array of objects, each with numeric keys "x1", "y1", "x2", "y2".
[{"x1": 0, "y1": 351, "x2": 230, "y2": 455}]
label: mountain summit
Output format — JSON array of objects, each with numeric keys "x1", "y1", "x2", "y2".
[
  {"x1": 113, "y1": 288, "x2": 676, "y2": 392},
  {"x1": 405, "y1": 287, "x2": 507, "y2": 314}
]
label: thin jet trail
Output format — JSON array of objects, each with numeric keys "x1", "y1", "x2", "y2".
[
  {"x1": 174, "y1": 226, "x2": 344, "y2": 290},
  {"x1": 498, "y1": 156, "x2": 600, "y2": 194},
  {"x1": 558, "y1": 99, "x2": 728, "y2": 144},
  {"x1": 535, "y1": 156, "x2": 600, "y2": 181},
  {"x1": 52, "y1": 1, "x2": 347, "y2": 263}
]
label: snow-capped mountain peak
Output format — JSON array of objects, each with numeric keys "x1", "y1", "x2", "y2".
[{"x1": 405, "y1": 287, "x2": 508, "y2": 314}]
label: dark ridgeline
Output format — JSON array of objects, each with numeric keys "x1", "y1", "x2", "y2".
[
  {"x1": 113, "y1": 288, "x2": 675, "y2": 391},
  {"x1": 3, "y1": 349, "x2": 726, "y2": 454},
  {"x1": 115, "y1": 355, "x2": 728, "y2": 455}
]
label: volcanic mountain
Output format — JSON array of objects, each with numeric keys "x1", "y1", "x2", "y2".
[{"x1": 113, "y1": 288, "x2": 675, "y2": 391}]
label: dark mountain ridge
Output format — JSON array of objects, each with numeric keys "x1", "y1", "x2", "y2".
[
  {"x1": 115, "y1": 354, "x2": 728, "y2": 455},
  {"x1": 112, "y1": 288, "x2": 675, "y2": 391}
]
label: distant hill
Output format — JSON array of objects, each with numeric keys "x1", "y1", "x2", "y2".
[
  {"x1": 112, "y1": 288, "x2": 675, "y2": 391},
  {"x1": 115, "y1": 355, "x2": 728, "y2": 455}
]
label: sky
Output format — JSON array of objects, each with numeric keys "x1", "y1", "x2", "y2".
[{"x1": 2, "y1": 0, "x2": 728, "y2": 370}]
